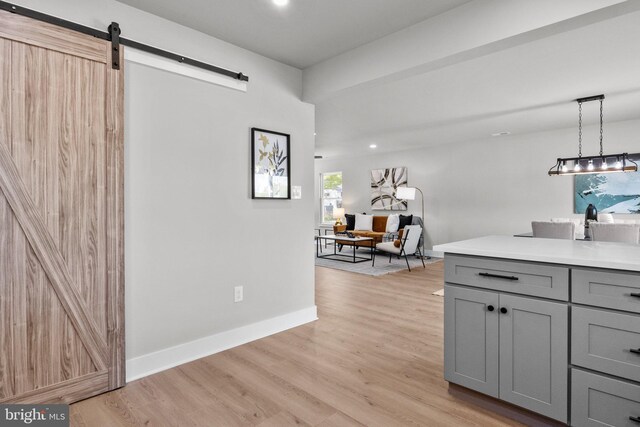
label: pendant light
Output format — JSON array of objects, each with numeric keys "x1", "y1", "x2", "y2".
[{"x1": 548, "y1": 94, "x2": 637, "y2": 176}]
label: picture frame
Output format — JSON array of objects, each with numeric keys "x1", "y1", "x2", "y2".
[
  {"x1": 371, "y1": 167, "x2": 408, "y2": 210},
  {"x1": 251, "y1": 128, "x2": 291, "y2": 199}
]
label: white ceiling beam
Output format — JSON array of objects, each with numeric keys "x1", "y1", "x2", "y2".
[{"x1": 303, "y1": 0, "x2": 640, "y2": 104}]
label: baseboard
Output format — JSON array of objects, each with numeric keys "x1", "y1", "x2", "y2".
[
  {"x1": 426, "y1": 250, "x2": 444, "y2": 258},
  {"x1": 126, "y1": 306, "x2": 318, "y2": 382}
]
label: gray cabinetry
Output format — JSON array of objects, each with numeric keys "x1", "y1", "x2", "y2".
[
  {"x1": 444, "y1": 285, "x2": 499, "y2": 397},
  {"x1": 572, "y1": 306, "x2": 640, "y2": 383},
  {"x1": 572, "y1": 268, "x2": 640, "y2": 314},
  {"x1": 572, "y1": 368, "x2": 640, "y2": 427},
  {"x1": 444, "y1": 253, "x2": 640, "y2": 426},
  {"x1": 444, "y1": 284, "x2": 568, "y2": 422},
  {"x1": 445, "y1": 255, "x2": 569, "y2": 301},
  {"x1": 499, "y1": 294, "x2": 568, "y2": 422}
]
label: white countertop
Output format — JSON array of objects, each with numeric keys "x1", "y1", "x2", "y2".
[{"x1": 433, "y1": 235, "x2": 640, "y2": 272}]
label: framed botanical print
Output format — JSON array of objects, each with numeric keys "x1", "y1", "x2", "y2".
[{"x1": 251, "y1": 128, "x2": 291, "y2": 199}]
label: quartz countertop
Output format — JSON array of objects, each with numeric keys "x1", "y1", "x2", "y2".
[{"x1": 433, "y1": 235, "x2": 640, "y2": 272}]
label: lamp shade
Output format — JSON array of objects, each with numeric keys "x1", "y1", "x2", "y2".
[
  {"x1": 333, "y1": 207, "x2": 345, "y2": 219},
  {"x1": 396, "y1": 186, "x2": 416, "y2": 200}
]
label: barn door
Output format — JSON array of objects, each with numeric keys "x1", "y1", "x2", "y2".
[{"x1": 0, "y1": 9, "x2": 124, "y2": 404}]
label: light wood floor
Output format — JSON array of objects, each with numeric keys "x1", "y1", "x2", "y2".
[{"x1": 70, "y1": 262, "x2": 524, "y2": 426}]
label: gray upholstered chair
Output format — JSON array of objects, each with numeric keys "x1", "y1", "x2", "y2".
[
  {"x1": 531, "y1": 221, "x2": 576, "y2": 240},
  {"x1": 373, "y1": 224, "x2": 425, "y2": 272},
  {"x1": 590, "y1": 223, "x2": 640, "y2": 244}
]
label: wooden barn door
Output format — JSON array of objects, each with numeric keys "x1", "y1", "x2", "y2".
[{"x1": 0, "y1": 10, "x2": 124, "y2": 403}]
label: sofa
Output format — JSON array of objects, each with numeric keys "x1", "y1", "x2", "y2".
[{"x1": 333, "y1": 214, "x2": 424, "y2": 249}]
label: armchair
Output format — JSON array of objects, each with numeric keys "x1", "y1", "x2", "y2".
[{"x1": 372, "y1": 225, "x2": 425, "y2": 272}]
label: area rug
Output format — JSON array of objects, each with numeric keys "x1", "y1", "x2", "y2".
[{"x1": 315, "y1": 247, "x2": 442, "y2": 276}]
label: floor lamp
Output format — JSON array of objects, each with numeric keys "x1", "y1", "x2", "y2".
[{"x1": 395, "y1": 186, "x2": 430, "y2": 259}]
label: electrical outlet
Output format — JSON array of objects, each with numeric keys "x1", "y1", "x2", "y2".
[{"x1": 234, "y1": 286, "x2": 243, "y2": 303}]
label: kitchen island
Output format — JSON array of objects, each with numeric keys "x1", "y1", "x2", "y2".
[{"x1": 434, "y1": 235, "x2": 640, "y2": 426}]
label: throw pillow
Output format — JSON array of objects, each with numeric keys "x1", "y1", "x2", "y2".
[
  {"x1": 393, "y1": 239, "x2": 401, "y2": 248},
  {"x1": 399, "y1": 214, "x2": 413, "y2": 229},
  {"x1": 386, "y1": 214, "x2": 400, "y2": 232},
  {"x1": 345, "y1": 214, "x2": 356, "y2": 230},
  {"x1": 354, "y1": 214, "x2": 373, "y2": 231}
]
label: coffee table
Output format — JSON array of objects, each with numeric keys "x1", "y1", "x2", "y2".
[{"x1": 315, "y1": 234, "x2": 374, "y2": 263}]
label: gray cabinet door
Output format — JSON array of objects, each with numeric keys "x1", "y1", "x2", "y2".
[
  {"x1": 444, "y1": 285, "x2": 499, "y2": 397},
  {"x1": 498, "y1": 294, "x2": 568, "y2": 423}
]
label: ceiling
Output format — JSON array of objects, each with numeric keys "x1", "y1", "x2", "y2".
[
  {"x1": 117, "y1": 0, "x2": 640, "y2": 158},
  {"x1": 116, "y1": 0, "x2": 470, "y2": 69},
  {"x1": 314, "y1": 6, "x2": 640, "y2": 158}
]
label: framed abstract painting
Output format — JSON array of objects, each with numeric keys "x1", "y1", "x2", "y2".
[
  {"x1": 251, "y1": 128, "x2": 291, "y2": 199},
  {"x1": 574, "y1": 153, "x2": 640, "y2": 214},
  {"x1": 371, "y1": 167, "x2": 408, "y2": 210}
]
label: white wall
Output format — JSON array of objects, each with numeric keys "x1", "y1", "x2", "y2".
[
  {"x1": 316, "y1": 119, "x2": 640, "y2": 251},
  {"x1": 13, "y1": 0, "x2": 316, "y2": 377}
]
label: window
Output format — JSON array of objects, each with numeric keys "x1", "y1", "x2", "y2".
[{"x1": 321, "y1": 171, "x2": 343, "y2": 223}]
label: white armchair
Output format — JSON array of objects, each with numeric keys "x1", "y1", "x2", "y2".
[{"x1": 373, "y1": 225, "x2": 425, "y2": 272}]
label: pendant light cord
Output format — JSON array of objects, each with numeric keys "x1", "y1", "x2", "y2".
[
  {"x1": 599, "y1": 99, "x2": 604, "y2": 156},
  {"x1": 578, "y1": 101, "x2": 583, "y2": 158}
]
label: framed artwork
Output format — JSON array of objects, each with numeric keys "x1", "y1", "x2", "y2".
[
  {"x1": 575, "y1": 153, "x2": 640, "y2": 213},
  {"x1": 251, "y1": 128, "x2": 291, "y2": 199},
  {"x1": 371, "y1": 167, "x2": 408, "y2": 210}
]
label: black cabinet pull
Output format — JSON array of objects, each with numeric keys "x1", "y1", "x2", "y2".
[
  {"x1": 631, "y1": 348, "x2": 640, "y2": 355},
  {"x1": 478, "y1": 272, "x2": 519, "y2": 281},
  {"x1": 630, "y1": 416, "x2": 640, "y2": 423},
  {"x1": 631, "y1": 293, "x2": 640, "y2": 298},
  {"x1": 500, "y1": 307, "x2": 508, "y2": 314},
  {"x1": 487, "y1": 305, "x2": 495, "y2": 312}
]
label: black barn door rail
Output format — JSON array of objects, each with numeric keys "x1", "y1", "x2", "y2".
[{"x1": 0, "y1": 0, "x2": 249, "y2": 81}]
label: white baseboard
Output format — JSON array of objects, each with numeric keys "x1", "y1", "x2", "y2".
[
  {"x1": 426, "y1": 250, "x2": 444, "y2": 258},
  {"x1": 424, "y1": 250, "x2": 444, "y2": 258},
  {"x1": 126, "y1": 306, "x2": 318, "y2": 382}
]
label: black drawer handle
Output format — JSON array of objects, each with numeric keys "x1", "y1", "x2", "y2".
[
  {"x1": 487, "y1": 305, "x2": 495, "y2": 312},
  {"x1": 631, "y1": 348, "x2": 640, "y2": 355},
  {"x1": 631, "y1": 293, "x2": 640, "y2": 298},
  {"x1": 500, "y1": 307, "x2": 508, "y2": 314},
  {"x1": 478, "y1": 272, "x2": 519, "y2": 281},
  {"x1": 630, "y1": 416, "x2": 640, "y2": 423}
]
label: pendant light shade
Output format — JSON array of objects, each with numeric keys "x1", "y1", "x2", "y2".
[{"x1": 548, "y1": 94, "x2": 638, "y2": 176}]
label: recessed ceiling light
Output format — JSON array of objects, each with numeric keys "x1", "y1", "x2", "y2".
[
  {"x1": 369, "y1": 144, "x2": 377, "y2": 149},
  {"x1": 491, "y1": 131, "x2": 511, "y2": 137},
  {"x1": 273, "y1": 0, "x2": 289, "y2": 6}
]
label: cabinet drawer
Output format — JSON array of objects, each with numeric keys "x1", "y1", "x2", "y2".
[
  {"x1": 572, "y1": 307, "x2": 640, "y2": 382},
  {"x1": 444, "y1": 255, "x2": 569, "y2": 301},
  {"x1": 572, "y1": 369, "x2": 640, "y2": 427},
  {"x1": 572, "y1": 268, "x2": 640, "y2": 313}
]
